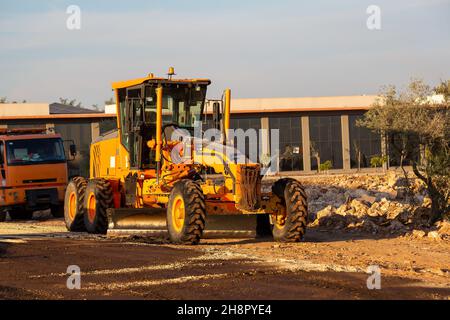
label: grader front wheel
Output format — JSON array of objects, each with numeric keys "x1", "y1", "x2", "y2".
[
  {"x1": 271, "y1": 179, "x2": 308, "y2": 242},
  {"x1": 167, "y1": 180, "x2": 206, "y2": 245},
  {"x1": 83, "y1": 179, "x2": 113, "y2": 235}
]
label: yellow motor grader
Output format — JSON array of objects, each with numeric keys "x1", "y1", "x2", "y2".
[{"x1": 63, "y1": 68, "x2": 308, "y2": 244}]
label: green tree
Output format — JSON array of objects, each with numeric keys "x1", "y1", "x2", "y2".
[
  {"x1": 359, "y1": 79, "x2": 450, "y2": 223},
  {"x1": 0, "y1": 97, "x2": 7, "y2": 104},
  {"x1": 59, "y1": 98, "x2": 82, "y2": 108},
  {"x1": 104, "y1": 97, "x2": 115, "y2": 105},
  {"x1": 319, "y1": 160, "x2": 333, "y2": 172},
  {"x1": 434, "y1": 79, "x2": 450, "y2": 102}
]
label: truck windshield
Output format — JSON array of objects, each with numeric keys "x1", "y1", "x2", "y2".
[{"x1": 6, "y1": 138, "x2": 66, "y2": 166}]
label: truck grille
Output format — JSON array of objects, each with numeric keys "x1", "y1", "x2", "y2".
[{"x1": 23, "y1": 178, "x2": 57, "y2": 184}]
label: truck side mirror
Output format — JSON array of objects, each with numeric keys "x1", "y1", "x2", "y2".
[
  {"x1": 213, "y1": 102, "x2": 222, "y2": 130},
  {"x1": 69, "y1": 144, "x2": 77, "y2": 157}
]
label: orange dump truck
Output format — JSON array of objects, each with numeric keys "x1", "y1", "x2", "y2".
[{"x1": 0, "y1": 128, "x2": 75, "y2": 221}]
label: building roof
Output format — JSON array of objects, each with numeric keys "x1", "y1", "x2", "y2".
[
  {"x1": 0, "y1": 103, "x2": 49, "y2": 117},
  {"x1": 49, "y1": 103, "x2": 99, "y2": 114},
  {"x1": 228, "y1": 95, "x2": 378, "y2": 114},
  {"x1": 0, "y1": 103, "x2": 115, "y2": 121}
]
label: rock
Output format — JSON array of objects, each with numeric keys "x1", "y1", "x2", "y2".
[
  {"x1": 361, "y1": 219, "x2": 380, "y2": 234},
  {"x1": 422, "y1": 197, "x2": 432, "y2": 208},
  {"x1": 357, "y1": 194, "x2": 377, "y2": 205},
  {"x1": 387, "y1": 172, "x2": 412, "y2": 189},
  {"x1": 320, "y1": 214, "x2": 348, "y2": 229},
  {"x1": 411, "y1": 230, "x2": 426, "y2": 238},
  {"x1": 387, "y1": 172, "x2": 398, "y2": 188},
  {"x1": 411, "y1": 207, "x2": 432, "y2": 226},
  {"x1": 316, "y1": 206, "x2": 335, "y2": 220},
  {"x1": 387, "y1": 207, "x2": 410, "y2": 222},
  {"x1": 335, "y1": 204, "x2": 350, "y2": 216},
  {"x1": 427, "y1": 231, "x2": 442, "y2": 241},
  {"x1": 389, "y1": 220, "x2": 406, "y2": 231},
  {"x1": 349, "y1": 199, "x2": 369, "y2": 218},
  {"x1": 396, "y1": 188, "x2": 408, "y2": 200},
  {"x1": 437, "y1": 221, "x2": 450, "y2": 237},
  {"x1": 302, "y1": 173, "x2": 435, "y2": 236},
  {"x1": 345, "y1": 189, "x2": 370, "y2": 199},
  {"x1": 379, "y1": 198, "x2": 391, "y2": 212},
  {"x1": 415, "y1": 195, "x2": 425, "y2": 204},
  {"x1": 384, "y1": 190, "x2": 398, "y2": 200},
  {"x1": 367, "y1": 202, "x2": 382, "y2": 217}
]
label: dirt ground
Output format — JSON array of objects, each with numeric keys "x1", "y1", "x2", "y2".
[{"x1": 0, "y1": 218, "x2": 449, "y2": 300}]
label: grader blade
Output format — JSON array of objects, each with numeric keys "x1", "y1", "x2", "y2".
[
  {"x1": 106, "y1": 208, "x2": 259, "y2": 238},
  {"x1": 107, "y1": 208, "x2": 167, "y2": 230}
]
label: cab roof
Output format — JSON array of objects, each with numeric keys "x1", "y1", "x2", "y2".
[
  {"x1": 0, "y1": 128, "x2": 61, "y2": 141},
  {"x1": 0, "y1": 133, "x2": 62, "y2": 141},
  {"x1": 112, "y1": 74, "x2": 211, "y2": 90}
]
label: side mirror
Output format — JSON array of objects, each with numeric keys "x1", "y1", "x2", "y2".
[
  {"x1": 213, "y1": 102, "x2": 222, "y2": 130},
  {"x1": 69, "y1": 144, "x2": 77, "y2": 157}
]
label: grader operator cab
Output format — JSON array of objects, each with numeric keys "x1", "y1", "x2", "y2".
[{"x1": 64, "y1": 68, "x2": 308, "y2": 244}]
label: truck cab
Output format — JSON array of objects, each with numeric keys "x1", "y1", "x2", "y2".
[{"x1": 0, "y1": 128, "x2": 70, "y2": 221}]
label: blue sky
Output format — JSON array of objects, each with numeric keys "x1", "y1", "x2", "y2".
[{"x1": 1, "y1": 0, "x2": 449, "y2": 108}]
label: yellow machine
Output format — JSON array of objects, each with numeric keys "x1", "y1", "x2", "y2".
[{"x1": 63, "y1": 68, "x2": 308, "y2": 244}]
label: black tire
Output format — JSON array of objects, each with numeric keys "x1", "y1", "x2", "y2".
[
  {"x1": 64, "y1": 177, "x2": 87, "y2": 232},
  {"x1": 0, "y1": 210, "x2": 6, "y2": 222},
  {"x1": 8, "y1": 208, "x2": 33, "y2": 221},
  {"x1": 271, "y1": 178, "x2": 308, "y2": 242},
  {"x1": 167, "y1": 180, "x2": 206, "y2": 245},
  {"x1": 50, "y1": 204, "x2": 65, "y2": 218},
  {"x1": 83, "y1": 179, "x2": 113, "y2": 235},
  {"x1": 256, "y1": 214, "x2": 272, "y2": 238}
]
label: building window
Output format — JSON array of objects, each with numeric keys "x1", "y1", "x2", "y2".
[
  {"x1": 349, "y1": 115, "x2": 381, "y2": 168},
  {"x1": 230, "y1": 116, "x2": 262, "y2": 163},
  {"x1": 269, "y1": 116, "x2": 303, "y2": 172},
  {"x1": 309, "y1": 115, "x2": 342, "y2": 170}
]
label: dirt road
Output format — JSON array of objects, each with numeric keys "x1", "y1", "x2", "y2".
[{"x1": 0, "y1": 219, "x2": 449, "y2": 300}]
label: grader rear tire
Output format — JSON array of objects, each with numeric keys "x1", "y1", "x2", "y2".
[
  {"x1": 84, "y1": 179, "x2": 113, "y2": 235},
  {"x1": 64, "y1": 177, "x2": 87, "y2": 232},
  {"x1": 167, "y1": 180, "x2": 206, "y2": 245},
  {"x1": 271, "y1": 178, "x2": 308, "y2": 242}
]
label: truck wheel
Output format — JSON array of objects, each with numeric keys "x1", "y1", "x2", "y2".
[
  {"x1": 84, "y1": 179, "x2": 113, "y2": 235},
  {"x1": 167, "y1": 180, "x2": 206, "y2": 245},
  {"x1": 0, "y1": 211, "x2": 6, "y2": 222},
  {"x1": 271, "y1": 178, "x2": 308, "y2": 242},
  {"x1": 50, "y1": 205, "x2": 65, "y2": 218},
  {"x1": 64, "y1": 177, "x2": 87, "y2": 232},
  {"x1": 8, "y1": 208, "x2": 33, "y2": 221}
]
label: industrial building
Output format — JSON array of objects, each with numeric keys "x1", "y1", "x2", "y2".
[
  {"x1": 221, "y1": 95, "x2": 384, "y2": 173},
  {"x1": 0, "y1": 95, "x2": 393, "y2": 176}
]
